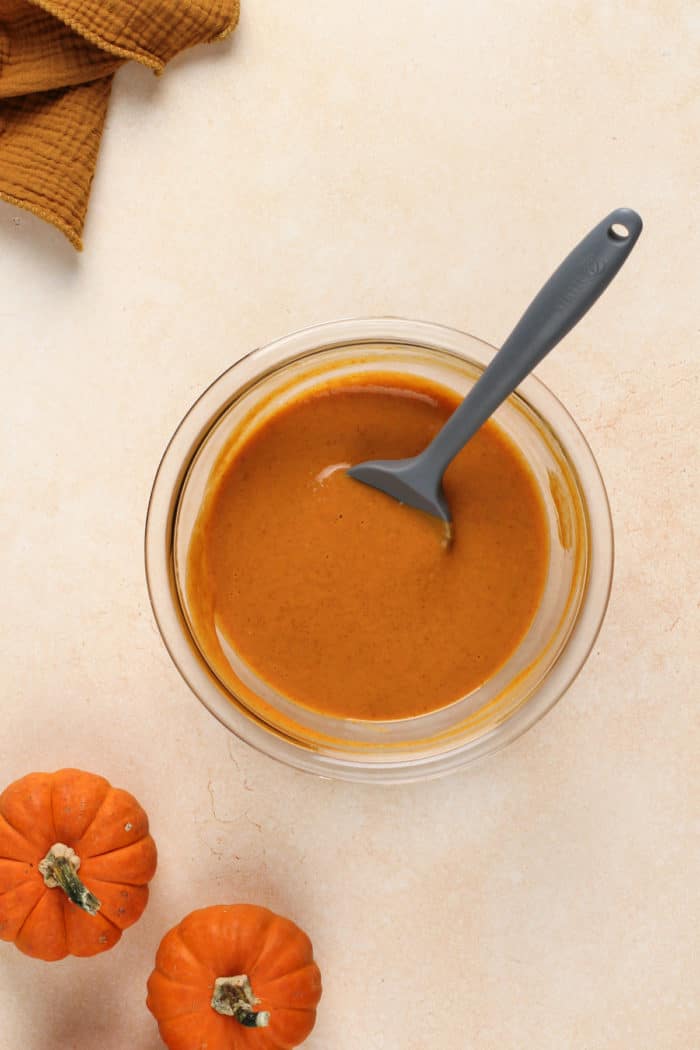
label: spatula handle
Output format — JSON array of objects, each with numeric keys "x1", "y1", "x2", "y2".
[{"x1": 423, "y1": 207, "x2": 643, "y2": 477}]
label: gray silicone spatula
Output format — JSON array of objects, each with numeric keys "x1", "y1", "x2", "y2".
[{"x1": 348, "y1": 207, "x2": 643, "y2": 527}]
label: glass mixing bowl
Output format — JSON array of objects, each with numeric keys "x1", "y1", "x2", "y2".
[{"x1": 145, "y1": 318, "x2": 613, "y2": 782}]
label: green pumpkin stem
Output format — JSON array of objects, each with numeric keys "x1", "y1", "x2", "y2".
[
  {"x1": 38, "y1": 843, "x2": 101, "y2": 916},
  {"x1": 211, "y1": 975, "x2": 270, "y2": 1028}
]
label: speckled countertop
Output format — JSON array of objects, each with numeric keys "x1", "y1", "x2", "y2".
[{"x1": 0, "y1": 2, "x2": 697, "y2": 1048}]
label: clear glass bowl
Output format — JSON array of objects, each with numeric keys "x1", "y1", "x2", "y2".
[{"x1": 145, "y1": 319, "x2": 613, "y2": 782}]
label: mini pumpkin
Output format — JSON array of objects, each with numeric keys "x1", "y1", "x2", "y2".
[
  {"x1": 147, "y1": 904, "x2": 322, "y2": 1050},
  {"x1": 0, "y1": 768, "x2": 157, "y2": 961}
]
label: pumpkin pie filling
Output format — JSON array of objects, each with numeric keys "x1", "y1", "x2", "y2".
[{"x1": 186, "y1": 374, "x2": 549, "y2": 721}]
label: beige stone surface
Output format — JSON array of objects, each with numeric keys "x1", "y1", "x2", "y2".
[{"x1": 0, "y1": 2, "x2": 698, "y2": 1047}]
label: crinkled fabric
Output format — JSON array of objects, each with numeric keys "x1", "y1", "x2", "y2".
[{"x1": 0, "y1": 0, "x2": 239, "y2": 247}]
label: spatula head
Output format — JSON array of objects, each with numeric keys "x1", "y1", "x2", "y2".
[{"x1": 347, "y1": 455, "x2": 452, "y2": 522}]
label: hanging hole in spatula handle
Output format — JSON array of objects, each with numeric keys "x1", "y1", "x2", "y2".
[
  {"x1": 608, "y1": 221, "x2": 633, "y2": 241},
  {"x1": 605, "y1": 208, "x2": 643, "y2": 244}
]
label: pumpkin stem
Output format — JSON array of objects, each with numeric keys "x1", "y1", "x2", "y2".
[
  {"x1": 211, "y1": 975, "x2": 270, "y2": 1028},
  {"x1": 38, "y1": 843, "x2": 101, "y2": 916}
]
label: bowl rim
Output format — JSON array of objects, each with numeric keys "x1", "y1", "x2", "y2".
[{"x1": 145, "y1": 316, "x2": 614, "y2": 783}]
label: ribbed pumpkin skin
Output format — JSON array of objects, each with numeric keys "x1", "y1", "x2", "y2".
[
  {"x1": 147, "y1": 904, "x2": 322, "y2": 1050},
  {"x1": 0, "y1": 769, "x2": 157, "y2": 960}
]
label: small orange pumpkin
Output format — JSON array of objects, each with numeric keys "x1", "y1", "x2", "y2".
[
  {"x1": 0, "y1": 768, "x2": 157, "y2": 961},
  {"x1": 147, "y1": 904, "x2": 322, "y2": 1050}
]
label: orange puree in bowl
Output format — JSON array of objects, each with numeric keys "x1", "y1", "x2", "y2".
[{"x1": 186, "y1": 375, "x2": 549, "y2": 721}]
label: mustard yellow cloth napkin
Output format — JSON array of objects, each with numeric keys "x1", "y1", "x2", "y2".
[{"x1": 0, "y1": 0, "x2": 239, "y2": 248}]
